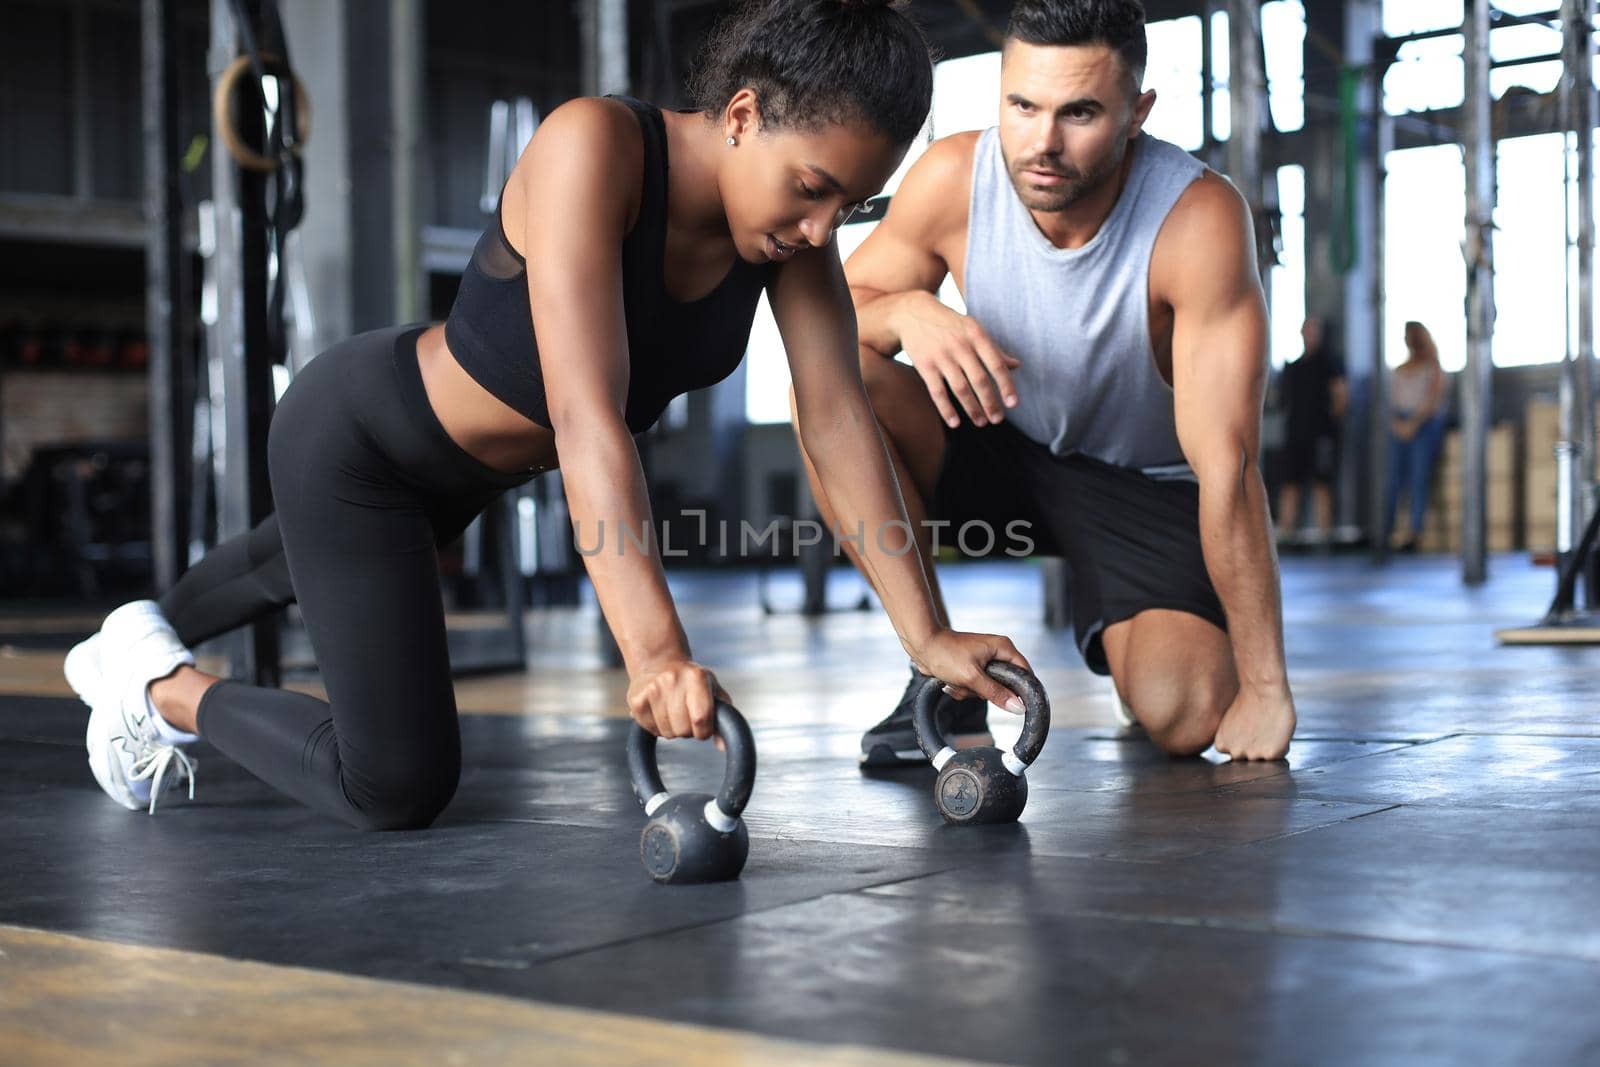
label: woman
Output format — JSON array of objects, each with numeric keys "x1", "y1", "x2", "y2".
[
  {"x1": 64, "y1": 0, "x2": 1033, "y2": 829},
  {"x1": 1383, "y1": 320, "x2": 1447, "y2": 551}
]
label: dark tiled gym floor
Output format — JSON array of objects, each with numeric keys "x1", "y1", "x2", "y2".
[{"x1": 2, "y1": 556, "x2": 1597, "y2": 1065}]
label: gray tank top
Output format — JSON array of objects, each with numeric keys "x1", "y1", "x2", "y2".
[{"x1": 963, "y1": 128, "x2": 1204, "y2": 473}]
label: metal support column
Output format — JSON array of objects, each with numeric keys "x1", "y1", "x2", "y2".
[
  {"x1": 1201, "y1": 1, "x2": 1216, "y2": 161},
  {"x1": 71, "y1": 2, "x2": 94, "y2": 202},
  {"x1": 390, "y1": 0, "x2": 424, "y2": 325},
  {"x1": 279, "y1": 0, "x2": 352, "y2": 358},
  {"x1": 1460, "y1": 0, "x2": 1496, "y2": 585},
  {"x1": 1367, "y1": 105, "x2": 1393, "y2": 559},
  {"x1": 1227, "y1": 0, "x2": 1272, "y2": 284},
  {"x1": 143, "y1": 0, "x2": 193, "y2": 593},
  {"x1": 1337, "y1": 0, "x2": 1389, "y2": 558},
  {"x1": 582, "y1": 0, "x2": 630, "y2": 669},
  {"x1": 209, "y1": 0, "x2": 281, "y2": 682},
  {"x1": 581, "y1": 0, "x2": 631, "y2": 99},
  {"x1": 1558, "y1": 0, "x2": 1598, "y2": 579}
]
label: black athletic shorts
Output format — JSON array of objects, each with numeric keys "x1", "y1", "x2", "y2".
[
  {"x1": 1283, "y1": 432, "x2": 1340, "y2": 485},
  {"x1": 932, "y1": 419, "x2": 1226, "y2": 676}
]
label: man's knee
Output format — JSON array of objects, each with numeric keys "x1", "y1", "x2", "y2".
[
  {"x1": 1144, "y1": 706, "x2": 1222, "y2": 757},
  {"x1": 1127, "y1": 672, "x2": 1234, "y2": 757}
]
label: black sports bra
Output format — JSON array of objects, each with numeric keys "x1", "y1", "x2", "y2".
[{"x1": 443, "y1": 96, "x2": 776, "y2": 433}]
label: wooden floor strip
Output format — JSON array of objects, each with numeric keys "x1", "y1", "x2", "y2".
[
  {"x1": 1494, "y1": 625, "x2": 1600, "y2": 645},
  {"x1": 0, "y1": 924, "x2": 988, "y2": 1067}
]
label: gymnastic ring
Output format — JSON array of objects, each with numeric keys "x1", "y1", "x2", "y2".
[{"x1": 212, "y1": 53, "x2": 312, "y2": 173}]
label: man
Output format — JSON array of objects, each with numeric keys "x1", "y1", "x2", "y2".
[
  {"x1": 791, "y1": 0, "x2": 1295, "y2": 763},
  {"x1": 1276, "y1": 316, "x2": 1348, "y2": 545}
]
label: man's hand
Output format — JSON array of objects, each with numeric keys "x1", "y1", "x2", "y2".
[
  {"x1": 1392, "y1": 417, "x2": 1418, "y2": 442},
  {"x1": 909, "y1": 628, "x2": 1033, "y2": 713},
  {"x1": 894, "y1": 294, "x2": 1022, "y2": 429},
  {"x1": 1214, "y1": 684, "x2": 1295, "y2": 761}
]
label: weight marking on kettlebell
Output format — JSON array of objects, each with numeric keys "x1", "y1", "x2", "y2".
[
  {"x1": 940, "y1": 769, "x2": 981, "y2": 818},
  {"x1": 642, "y1": 824, "x2": 679, "y2": 877}
]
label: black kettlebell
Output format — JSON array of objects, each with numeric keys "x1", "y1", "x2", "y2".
[
  {"x1": 913, "y1": 661, "x2": 1050, "y2": 825},
  {"x1": 626, "y1": 702, "x2": 757, "y2": 884}
]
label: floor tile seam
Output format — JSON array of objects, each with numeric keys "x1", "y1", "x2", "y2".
[
  {"x1": 1221, "y1": 735, "x2": 1443, "y2": 744},
  {"x1": 1452, "y1": 731, "x2": 1600, "y2": 740},
  {"x1": 496, "y1": 860, "x2": 984, "y2": 970},
  {"x1": 852, "y1": 851, "x2": 1187, "y2": 894},
  {"x1": 827, "y1": 864, "x2": 998, "y2": 906},
  {"x1": 1175, "y1": 803, "x2": 1405, "y2": 861},
  {"x1": 1195, "y1": 740, "x2": 1438, "y2": 789},
  {"x1": 1218, "y1": 791, "x2": 1600, "y2": 815},
  {"x1": 1177, "y1": 735, "x2": 1452, "y2": 799},
  {"x1": 1047, "y1": 907, "x2": 1600, "y2": 965},
  {"x1": 1035, "y1": 742, "x2": 1439, "y2": 798},
  {"x1": 1390, "y1": 734, "x2": 1467, "y2": 749},
  {"x1": 0, "y1": 735, "x2": 81, "y2": 749},
  {"x1": 1214, "y1": 732, "x2": 1463, "y2": 791},
  {"x1": 1067, "y1": 806, "x2": 1406, "y2": 866}
]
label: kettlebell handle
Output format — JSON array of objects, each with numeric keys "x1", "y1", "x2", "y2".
[
  {"x1": 913, "y1": 661, "x2": 1050, "y2": 770},
  {"x1": 626, "y1": 702, "x2": 757, "y2": 821}
]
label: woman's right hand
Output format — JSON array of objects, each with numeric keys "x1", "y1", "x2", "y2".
[{"x1": 627, "y1": 659, "x2": 727, "y2": 741}]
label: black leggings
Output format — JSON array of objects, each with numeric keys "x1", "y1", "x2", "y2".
[{"x1": 160, "y1": 325, "x2": 530, "y2": 830}]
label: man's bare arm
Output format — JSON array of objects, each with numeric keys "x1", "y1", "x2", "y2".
[
  {"x1": 845, "y1": 134, "x2": 970, "y2": 354},
  {"x1": 842, "y1": 133, "x2": 1020, "y2": 427},
  {"x1": 1161, "y1": 173, "x2": 1295, "y2": 760}
]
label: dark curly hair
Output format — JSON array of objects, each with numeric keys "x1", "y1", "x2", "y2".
[
  {"x1": 1007, "y1": 0, "x2": 1148, "y2": 87},
  {"x1": 689, "y1": 0, "x2": 934, "y2": 146}
]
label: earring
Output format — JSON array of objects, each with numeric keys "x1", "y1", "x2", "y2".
[{"x1": 726, "y1": 136, "x2": 737, "y2": 146}]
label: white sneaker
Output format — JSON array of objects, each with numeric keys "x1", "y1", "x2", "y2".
[
  {"x1": 1112, "y1": 691, "x2": 1138, "y2": 728},
  {"x1": 62, "y1": 630, "x2": 105, "y2": 706},
  {"x1": 68, "y1": 600, "x2": 199, "y2": 813}
]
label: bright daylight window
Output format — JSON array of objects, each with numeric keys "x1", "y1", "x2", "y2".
[
  {"x1": 1144, "y1": 15, "x2": 1206, "y2": 151},
  {"x1": 1384, "y1": 135, "x2": 1579, "y2": 372},
  {"x1": 1263, "y1": 2, "x2": 1306, "y2": 134},
  {"x1": 1383, "y1": 145, "x2": 1467, "y2": 371},
  {"x1": 1379, "y1": 2, "x2": 1579, "y2": 371},
  {"x1": 1382, "y1": 3, "x2": 1583, "y2": 114},
  {"x1": 1494, "y1": 133, "x2": 1569, "y2": 368},
  {"x1": 1271, "y1": 164, "x2": 1306, "y2": 369},
  {"x1": 1202, "y1": 3, "x2": 1305, "y2": 141}
]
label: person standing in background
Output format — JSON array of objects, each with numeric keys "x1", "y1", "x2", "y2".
[
  {"x1": 1383, "y1": 320, "x2": 1447, "y2": 552},
  {"x1": 1276, "y1": 316, "x2": 1347, "y2": 545}
]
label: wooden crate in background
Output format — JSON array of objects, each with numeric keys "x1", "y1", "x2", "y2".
[
  {"x1": 1521, "y1": 398, "x2": 1600, "y2": 553},
  {"x1": 1414, "y1": 424, "x2": 1517, "y2": 552}
]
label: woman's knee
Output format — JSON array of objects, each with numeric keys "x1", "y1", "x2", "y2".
[{"x1": 342, "y1": 758, "x2": 460, "y2": 832}]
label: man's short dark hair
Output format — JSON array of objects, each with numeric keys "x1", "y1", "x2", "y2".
[{"x1": 1006, "y1": 1, "x2": 1149, "y2": 88}]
